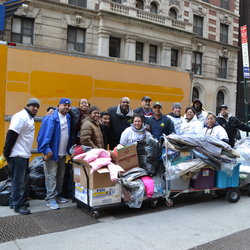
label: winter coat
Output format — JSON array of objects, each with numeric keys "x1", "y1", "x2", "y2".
[
  {"x1": 108, "y1": 105, "x2": 133, "y2": 149},
  {"x1": 167, "y1": 113, "x2": 185, "y2": 135},
  {"x1": 133, "y1": 107, "x2": 153, "y2": 118},
  {"x1": 69, "y1": 107, "x2": 88, "y2": 145},
  {"x1": 217, "y1": 113, "x2": 250, "y2": 147},
  {"x1": 120, "y1": 124, "x2": 151, "y2": 146},
  {"x1": 80, "y1": 116, "x2": 104, "y2": 148},
  {"x1": 179, "y1": 116, "x2": 204, "y2": 136},
  {"x1": 203, "y1": 123, "x2": 229, "y2": 142},
  {"x1": 37, "y1": 109, "x2": 71, "y2": 161},
  {"x1": 145, "y1": 114, "x2": 175, "y2": 140}
]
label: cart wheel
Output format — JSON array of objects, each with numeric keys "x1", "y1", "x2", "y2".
[
  {"x1": 247, "y1": 184, "x2": 250, "y2": 197},
  {"x1": 92, "y1": 210, "x2": 99, "y2": 219},
  {"x1": 150, "y1": 200, "x2": 158, "y2": 208},
  {"x1": 226, "y1": 188, "x2": 241, "y2": 203},
  {"x1": 215, "y1": 190, "x2": 226, "y2": 198},
  {"x1": 165, "y1": 199, "x2": 174, "y2": 207}
]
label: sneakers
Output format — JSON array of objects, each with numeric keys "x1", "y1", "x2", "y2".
[
  {"x1": 47, "y1": 199, "x2": 59, "y2": 210},
  {"x1": 56, "y1": 196, "x2": 68, "y2": 203}
]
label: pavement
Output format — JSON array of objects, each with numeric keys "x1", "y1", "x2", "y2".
[{"x1": 1, "y1": 194, "x2": 250, "y2": 249}]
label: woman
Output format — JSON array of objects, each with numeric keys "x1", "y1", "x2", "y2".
[
  {"x1": 204, "y1": 112, "x2": 229, "y2": 142},
  {"x1": 179, "y1": 107, "x2": 204, "y2": 136},
  {"x1": 80, "y1": 106, "x2": 104, "y2": 148},
  {"x1": 120, "y1": 114, "x2": 150, "y2": 146}
]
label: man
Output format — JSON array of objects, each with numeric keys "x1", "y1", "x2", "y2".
[
  {"x1": 37, "y1": 98, "x2": 71, "y2": 210},
  {"x1": 146, "y1": 102, "x2": 175, "y2": 141},
  {"x1": 108, "y1": 97, "x2": 134, "y2": 149},
  {"x1": 167, "y1": 102, "x2": 185, "y2": 135},
  {"x1": 134, "y1": 96, "x2": 153, "y2": 118},
  {"x1": 100, "y1": 111, "x2": 111, "y2": 149},
  {"x1": 3, "y1": 98, "x2": 40, "y2": 215},
  {"x1": 192, "y1": 99, "x2": 207, "y2": 123},
  {"x1": 217, "y1": 104, "x2": 250, "y2": 147},
  {"x1": 70, "y1": 98, "x2": 89, "y2": 145}
]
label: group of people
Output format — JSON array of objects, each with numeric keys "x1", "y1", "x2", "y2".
[{"x1": 3, "y1": 95, "x2": 250, "y2": 215}]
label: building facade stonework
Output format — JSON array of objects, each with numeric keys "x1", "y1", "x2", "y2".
[{"x1": 1, "y1": 0, "x2": 239, "y2": 114}]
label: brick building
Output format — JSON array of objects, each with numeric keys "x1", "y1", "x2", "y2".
[{"x1": 0, "y1": 0, "x2": 239, "y2": 114}]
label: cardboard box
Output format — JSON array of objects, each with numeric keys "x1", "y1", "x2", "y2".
[
  {"x1": 117, "y1": 144, "x2": 138, "y2": 171},
  {"x1": 74, "y1": 183, "x2": 121, "y2": 207},
  {"x1": 73, "y1": 159, "x2": 123, "y2": 189}
]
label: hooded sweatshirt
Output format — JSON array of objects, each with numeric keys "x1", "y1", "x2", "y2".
[{"x1": 120, "y1": 124, "x2": 150, "y2": 146}]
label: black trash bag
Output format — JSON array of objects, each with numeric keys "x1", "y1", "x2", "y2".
[
  {"x1": 0, "y1": 165, "x2": 9, "y2": 182},
  {"x1": 62, "y1": 162, "x2": 74, "y2": 199},
  {"x1": 136, "y1": 135, "x2": 161, "y2": 176},
  {"x1": 28, "y1": 156, "x2": 46, "y2": 199},
  {"x1": 0, "y1": 179, "x2": 11, "y2": 206}
]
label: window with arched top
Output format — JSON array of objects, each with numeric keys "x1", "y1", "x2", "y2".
[
  {"x1": 150, "y1": 2, "x2": 158, "y2": 13},
  {"x1": 216, "y1": 90, "x2": 225, "y2": 115},
  {"x1": 136, "y1": 0, "x2": 144, "y2": 9},
  {"x1": 169, "y1": 8, "x2": 177, "y2": 19},
  {"x1": 192, "y1": 87, "x2": 199, "y2": 102}
]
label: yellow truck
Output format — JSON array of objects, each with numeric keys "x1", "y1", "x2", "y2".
[{"x1": 0, "y1": 43, "x2": 192, "y2": 155}]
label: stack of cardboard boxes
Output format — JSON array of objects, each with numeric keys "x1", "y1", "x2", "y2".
[{"x1": 73, "y1": 144, "x2": 138, "y2": 207}]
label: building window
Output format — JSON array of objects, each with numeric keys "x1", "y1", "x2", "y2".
[
  {"x1": 112, "y1": 0, "x2": 122, "y2": 3},
  {"x1": 67, "y1": 26, "x2": 85, "y2": 52},
  {"x1": 192, "y1": 87, "x2": 199, "y2": 102},
  {"x1": 218, "y1": 57, "x2": 227, "y2": 78},
  {"x1": 109, "y1": 37, "x2": 121, "y2": 58},
  {"x1": 150, "y1": 2, "x2": 158, "y2": 13},
  {"x1": 216, "y1": 90, "x2": 225, "y2": 114},
  {"x1": 220, "y1": 23, "x2": 229, "y2": 43},
  {"x1": 68, "y1": 0, "x2": 87, "y2": 7},
  {"x1": 171, "y1": 49, "x2": 178, "y2": 67},
  {"x1": 220, "y1": 0, "x2": 229, "y2": 10},
  {"x1": 202, "y1": 0, "x2": 209, "y2": 2},
  {"x1": 193, "y1": 15, "x2": 203, "y2": 37},
  {"x1": 169, "y1": 8, "x2": 177, "y2": 19},
  {"x1": 136, "y1": 42, "x2": 143, "y2": 61},
  {"x1": 11, "y1": 17, "x2": 34, "y2": 45},
  {"x1": 149, "y1": 45, "x2": 157, "y2": 63},
  {"x1": 136, "y1": 0, "x2": 144, "y2": 9},
  {"x1": 192, "y1": 52, "x2": 202, "y2": 75}
]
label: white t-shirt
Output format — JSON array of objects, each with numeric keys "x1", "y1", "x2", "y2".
[
  {"x1": 58, "y1": 112, "x2": 69, "y2": 156},
  {"x1": 9, "y1": 109, "x2": 35, "y2": 158},
  {"x1": 203, "y1": 125, "x2": 229, "y2": 141},
  {"x1": 167, "y1": 115, "x2": 185, "y2": 135},
  {"x1": 179, "y1": 117, "x2": 204, "y2": 136}
]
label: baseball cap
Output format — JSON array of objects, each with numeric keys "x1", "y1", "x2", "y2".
[
  {"x1": 152, "y1": 102, "x2": 162, "y2": 108},
  {"x1": 142, "y1": 96, "x2": 151, "y2": 101},
  {"x1": 219, "y1": 104, "x2": 228, "y2": 110},
  {"x1": 59, "y1": 98, "x2": 71, "y2": 105},
  {"x1": 27, "y1": 98, "x2": 40, "y2": 108}
]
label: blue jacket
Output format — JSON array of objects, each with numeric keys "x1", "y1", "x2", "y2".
[
  {"x1": 146, "y1": 114, "x2": 175, "y2": 140},
  {"x1": 37, "y1": 109, "x2": 71, "y2": 161}
]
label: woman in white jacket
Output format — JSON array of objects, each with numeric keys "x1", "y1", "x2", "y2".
[
  {"x1": 120, "y1": 114, "x2": 150, "y2": 146},
  {"x1": 203, "y1": 112, "x2": 229, "y2": 142},
  {"x1": 179, "y1": 107, "x2": 204, "y2": 136}
]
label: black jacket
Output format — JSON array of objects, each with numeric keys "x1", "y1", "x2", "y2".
[
  {"x1": 108, "y1": 106, "x2": 133, "y2": 149},
  {"x1": 217, "y1": 114, "x2": 250, "y2": 147}
]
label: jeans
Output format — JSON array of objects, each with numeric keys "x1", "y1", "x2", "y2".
[
  {"x1": 44, "y1": 156, "x2": 66, "y2": 201},
  {"x1": 8, "y1": 157, "x2": 29, "y2": 209}
]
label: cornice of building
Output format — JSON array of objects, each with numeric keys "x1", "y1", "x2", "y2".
[
  {"x1": 29, "y1": 0, "x2": 97, "y2": 17},
  {"x1": 97, "y1": 9, "x2": 195, "y2": 39}
]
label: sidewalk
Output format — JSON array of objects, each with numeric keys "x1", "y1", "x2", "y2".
[{"x1": 1, "y1": 196, "x2": 250, "y2": 250}]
